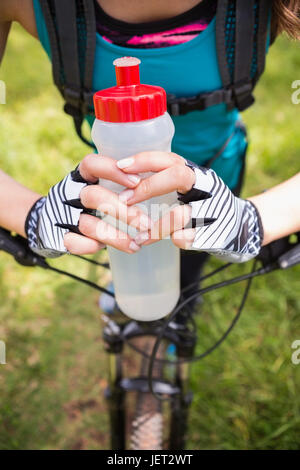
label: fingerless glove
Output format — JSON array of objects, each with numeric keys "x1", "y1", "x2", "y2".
[
  {"x1": 25, "y1": 167, "x2": 96, "y2": 257},
  {"x1": 178, "y1": 161, "x2": 264, "y2": 263}
]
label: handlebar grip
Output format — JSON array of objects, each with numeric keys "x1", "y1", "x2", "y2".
[
  {"x1": 0, "y1": 228, "x2": 26, "y2": 257},
  {"x1": 278, "y1": 244, "x2": 300, "y2": 269},
  {"x1": 0, "y1": 228, "x2": 48, "y2": 268}
]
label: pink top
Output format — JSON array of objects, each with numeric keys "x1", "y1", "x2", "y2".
[{"x1": 95, "y1": 0, "x2": 217, "y2": 49}]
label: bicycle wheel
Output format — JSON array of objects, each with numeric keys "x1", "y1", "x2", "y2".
[{"x1": 129, "y1": 337, "x2": 164, "y2": 450}]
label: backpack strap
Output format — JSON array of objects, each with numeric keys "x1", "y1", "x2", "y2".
[
  {"x1": 39, "y1": 0, "x2": 96, "y2": 147},
  {"x1": 167, "y1": 0, "x2": 233, "y2": 116},
  {"x1": 255, "y1": 0, "x2": 273, "y2": 84},
  {"x1": 54, "y1": 0, "x2": 81, "y2": 108},
  {"x1": 39, "y1": 0, "x2": 62, "y2": 90},
  {"x1": 167, "y1": 0, "x2": 272, "y2": 116},
  {"x1": 230, "y1": 0, "x2": 256, "y2": 111},
  {"x1": 40, "y1": 0, "x2": 272, "y2": 126},
  {"x1": 215, "y1": 0, "x2": 231, "y2": 90}
]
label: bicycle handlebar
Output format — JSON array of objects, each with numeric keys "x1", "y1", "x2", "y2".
[
  {"x1": 1, "y1": 226, "x2": 299, "y2": 401},
  {"x1": 278, "y1": 243, "x2": 300, "y2": 269},
  {"x1": 0, "y1": 228, "x2": 48, "y2": 268},
  {"x1": 1, "y1": 227, "x2": 300, "y2": 273}
]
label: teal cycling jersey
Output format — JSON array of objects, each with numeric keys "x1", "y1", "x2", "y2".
[{"x1": 33, "y1": 0, "x2": 254, "y2": 189}]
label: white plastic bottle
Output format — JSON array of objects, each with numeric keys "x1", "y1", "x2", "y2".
[{"x1": 92, "y1": 57, "x2": 180, "y2": 321}]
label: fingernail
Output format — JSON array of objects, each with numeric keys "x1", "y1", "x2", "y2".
[
  {"x1": 119, "y1": 189, "x2": 134, "y2": 202},
  {"x1": 185, "y1": 240, "x2": 193, "y2": 249},
  {"x1": 183, "y1": 228, "x2": 195, "y2": 249},
  {"x1": 134, "y1": 231, "x2": 150, "y2": 245},
  {"x1": 117, "y1": 157, "x2": 134, "y2": 169},
  {"x1": 139, "y1": 214, "x2": 152, "y2": 231},
  {"x1": 183, "y1": 228, "x2": 196, "y2": 240},
  {"x1": 127, "y1": 174, "x2": 140, "y2": 185},
  {"x1": 129, "y1": 241, "x2": 141, "y2": 252}
]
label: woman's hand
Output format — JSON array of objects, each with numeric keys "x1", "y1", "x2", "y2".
[
  {"x1": 116, "y1": 152, "x2": 264, "y2": 262},
  {"x1": 116, "y1": 151, "x2": 195, "y2": 202},
  {"x1": 25, "y1": 154, "x2": 152, "y2": 257},
  {"x1": 115, "y1": 151, "x2": 197, "y2": 248},
  {"x1": 115, "y1": 151, "x2": 207, "y2": 249}
]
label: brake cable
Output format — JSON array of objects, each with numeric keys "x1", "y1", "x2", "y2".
[
  {"x1": 45, "y1": 264, "x2": 114, "y2": 297},
  {"x1": 0, "y1": 228, "x2": 288, "y2": 401},
  {"x1": 0, "y1": 228, "x2": 278, "y2": 363},
  {"x1": 180, "y1": 262, "x2": 232, "y2": 296},
  {"x1": 147, "y1": 260, "x2": 258, "y2": 401},
  {"x1": 120, "y1": 261, "x2": 276, "y2": 365},
  {"x1": 73, "y1": 253, "x2": 110, "y2": 269},
  {"x1": 99, "y1": 258, "x2": 275, "y2": 401}
]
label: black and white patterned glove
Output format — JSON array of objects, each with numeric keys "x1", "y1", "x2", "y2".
[
  {"x1": 178, "y1": 162, "x2": 264, "y2": 263},
  {"x1": 25, "y1": 167, "x2": 95, "y2": 258}
]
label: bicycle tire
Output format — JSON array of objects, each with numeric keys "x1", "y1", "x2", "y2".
[{"x1": 129, "y1": 337, "x2": 164, "y2": 450}]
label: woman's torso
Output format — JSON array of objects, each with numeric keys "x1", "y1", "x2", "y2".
[{"x1": 33, "y1": 0, "x2": 251, "y2": 189}]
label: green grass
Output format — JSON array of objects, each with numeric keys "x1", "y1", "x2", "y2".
[{"x1": 0, "y1": 23, "x2": 299, "y2": 450}]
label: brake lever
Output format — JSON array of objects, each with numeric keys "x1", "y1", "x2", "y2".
[
  {"x1": 278, "y1": 244, "x2": 300, "y2": 270},
  {"x1": 0, "y1": 228, "x2": 48, "y2": 268},
  {"x1": 257, "y1": 233, "x2": 300, "y2": 270}
]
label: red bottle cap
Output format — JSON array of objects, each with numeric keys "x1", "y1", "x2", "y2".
[{"x1": 93, "y1": 57, "x2": 167, "y2": 123}]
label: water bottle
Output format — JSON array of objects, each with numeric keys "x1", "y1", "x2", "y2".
[{"x1": 92, "y1": 57, "x2": 180, "y2": 321}]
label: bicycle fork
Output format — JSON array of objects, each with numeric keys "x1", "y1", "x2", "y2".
[
  {"x1": 169, "y1": 337, "x2": 195, "y2": 450},
  {"x1": 102, "y1": 317, "x2": 126, "y2": 450},
  {"x1": 102, "y1": 316, "x2": 196, "y2": 450}
]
